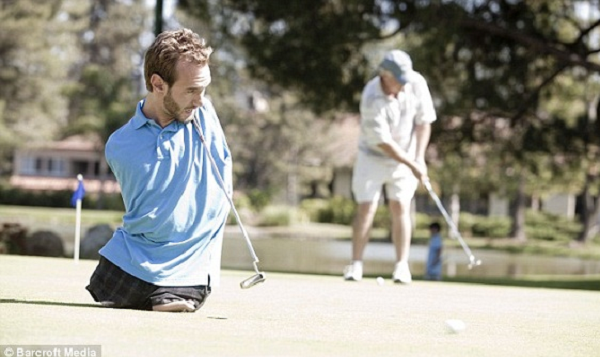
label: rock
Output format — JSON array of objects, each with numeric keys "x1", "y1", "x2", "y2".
[
  {"x1": 0, "y1": 223, "x2": 28, "y2": 255},
  {"x1": 26, "y1": 230, "x2": 64, "y2": 257},
  {"x1": 80, "y1": 224, "x2": 114, "y2": 260}
]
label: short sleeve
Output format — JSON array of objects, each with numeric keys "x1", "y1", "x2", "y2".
[{"x1": 410, "y1": 73, "x2": 437, "y2": 125}]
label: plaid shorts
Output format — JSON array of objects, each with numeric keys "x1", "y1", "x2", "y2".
[{"x1": 86, "y1": 256, "x2": 211, "y2": 311}]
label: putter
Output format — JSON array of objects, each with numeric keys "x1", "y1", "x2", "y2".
[
  {"x1": 423, "y1": 180, "x2": 482, "y2": 269},
  {"x1": 192, "y1": 118, "x2": 266, "y2": 288}
]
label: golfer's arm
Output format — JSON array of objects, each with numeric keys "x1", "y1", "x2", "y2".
[
  {"x1": 413, "y1": 123, "x2": 431, "y2": 163},
  {"x1": 377, "y1": 142, "x2": 419, "y2": 172}
]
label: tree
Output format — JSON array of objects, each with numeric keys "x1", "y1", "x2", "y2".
[
  {"x1": 180, "y1": 0, "x2": 600, "y2": 241},
  {"x1": 0, "y1": 0, "x2": 68, "y2": 175},
  {"x1": 173, "y1": 3, "x2": 335, "y2": 205},
  {"x1": 61, "y1": 0, "x2": 150, "y2": 208}
]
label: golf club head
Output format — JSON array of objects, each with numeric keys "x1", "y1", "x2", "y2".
[
  {"x1": 240, "y1": 272, "x2": 266, "y2": 289},
  {"x1": 467, "y1": 257, "x2": 482, "y2": 270}
]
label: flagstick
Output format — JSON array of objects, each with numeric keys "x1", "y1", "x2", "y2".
[
  {"x1": 74, "y1": 174, "x2": 83, "y2": 264},
  {"x1": 74, "y1": 198, "x2": 82, "y2": 264}
]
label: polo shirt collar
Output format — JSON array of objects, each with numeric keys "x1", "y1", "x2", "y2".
[
  {"x1": 132, "y1": 99, "x2": 154, "y2": 129},
  {"x1": 131, "y1": 99, "x2": 196, "y2": 131}
]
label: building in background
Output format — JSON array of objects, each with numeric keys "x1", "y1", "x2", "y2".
[{"x1": 10, "y1": 135, "x2": 120, "y2": 194}]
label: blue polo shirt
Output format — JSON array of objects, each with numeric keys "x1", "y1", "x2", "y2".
[{"x1": 100, "y1": 99, "x2": 232, "y2": 287}]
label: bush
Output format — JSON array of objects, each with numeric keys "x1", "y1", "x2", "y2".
[
  {"x1": 232, "y1": 191, "x2": 253, "y2": 211},
  {"x1": 371, "y1": 205, "x2": 389, "y2": 229},
  {"x1": 0, "y1": 186, "x2": 71, "y2": 207},
  {"x1": 471, "y1": 216, "x2": 512, "y2": 238},
  {"x1": 256, "y1": 205, "x2": 308, "y2": 227},
  {"x1": 525, "y1": 211, "x2": 581, "y2": 242},
  {"x1": 299, "y1": 198, "x2": 330, "y2": 222},
  {"x1": 415, "y1": 212, "x2": 437, "y2": 230},
  {"x1": 0, "y1": 185, "x2": 124, "y2": 210},
  {"x1": 313, "y1": 196, "x2": 356, "y2": 225},
  {"x1": 247, "y1": 189, "x2": 273, "y2": 212},
  {"x1": 269, "y1": 196, "x2": 586, "y2": 243},
  {"x1": 456, "y1": 212, "x2": 478, "y2": 237}
]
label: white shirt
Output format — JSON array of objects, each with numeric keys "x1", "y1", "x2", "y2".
[{"x1": 358, "y1": 72, "x2": 436, "y2": 158}]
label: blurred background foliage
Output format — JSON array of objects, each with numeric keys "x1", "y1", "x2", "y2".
[{"x1": 1, "y1": 0, "x2": 599, "y2": 243}]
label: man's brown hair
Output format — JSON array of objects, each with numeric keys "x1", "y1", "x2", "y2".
[{"x1": 144, "y1": 28, "x2": 213, "y2": 92}]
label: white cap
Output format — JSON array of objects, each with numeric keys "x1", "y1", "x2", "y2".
[{"x1": 379, "y1": 50, "x2": 413, "y2": 84}]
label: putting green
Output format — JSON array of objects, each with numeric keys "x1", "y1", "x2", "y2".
[{"x1": 0, "y1": 255, "x2": 598, "y2": 357}]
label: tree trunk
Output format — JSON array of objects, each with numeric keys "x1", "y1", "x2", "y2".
[
  {"x1": 509, "y1": 173, "x2": 527, "y2": 241},
  {"x1": 450, "y1": 184, "x2": 460, "y2": 227},
  {"x1": 530, "y1": 193, "x2": 540, "y2": 212},
  {"x1": 576, "y1": 173, "x2": 599, "y2": 243}
]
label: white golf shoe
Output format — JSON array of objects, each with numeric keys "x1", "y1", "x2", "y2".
[
  {"x1": 343, "y1": 262, "x2": 363, "y2": 281},
  {"x1": 392, "y1": 261, "x2": 412, "y2": 284}
]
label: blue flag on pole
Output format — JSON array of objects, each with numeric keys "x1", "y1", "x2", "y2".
[{"x1": 71, "y1": 178, "x2": 85, "y2": 207}]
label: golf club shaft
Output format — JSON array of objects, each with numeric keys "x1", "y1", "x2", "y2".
[
  {"x1": 192, "y1": 118, "x2": 261, "y2": 273},
  {"x1": 423, "y1": 181, "x2": 476, "y2": 260}
]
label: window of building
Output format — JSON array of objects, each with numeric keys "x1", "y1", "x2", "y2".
[
  {"x1": 19, "y1": 155, "x2": 37, "y2": 175},
  {"x1": 48, "y1": 158, "x2": 67, "y2": 177},
  {"x1": 72, "y1": 160, "x2": 89, "y2": 177}
]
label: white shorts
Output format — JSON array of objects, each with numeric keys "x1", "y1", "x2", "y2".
[{"x1": 351, "y1": 151, "x2": 418, "y2": 204}]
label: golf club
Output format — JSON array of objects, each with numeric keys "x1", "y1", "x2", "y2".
[
  {"x1": 192, "y1": 118, "x2": 266, "y2": 289},
  {"x1": 423, "y1": 180, "x2": 482, "y2": 269}
]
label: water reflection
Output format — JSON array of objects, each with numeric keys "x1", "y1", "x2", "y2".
[{"x1": 222, "y1": 233, "x2": 600, "y2": 278}]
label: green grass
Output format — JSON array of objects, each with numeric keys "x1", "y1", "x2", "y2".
[
  {"x1": 444, "y1": 275, "x2": 600, "y2": 291},
  {"x1": 0, "y1": 205, "x2": 123, "y2": 226},
  {"x1": 3, "y1": 204, "x2": 600, "y2": 292},
  {"x1": 449, "y1": 236, "x2": 600, "y2": 260},
  {"x1": 1, "y1": 255, "x2": 600, "y2": 357}
]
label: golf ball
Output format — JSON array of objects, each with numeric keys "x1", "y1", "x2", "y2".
[
  {"x1": 445, "y1": 319, "x2": 466, "y2": 333},
  {"x1": 376, "y1": 277, "x2": 385, "y2": 286}
]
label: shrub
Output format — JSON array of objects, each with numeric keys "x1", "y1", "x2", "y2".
[
  {"x1": 372, "y1": 205, "x2": 390, "y2": 229},
  {"x1": 314, "y1": 196, "x2": 356, "y2": 225},
  {"x1": 525, "y1": 210, "x2": 581, "y2": 241},
  {"x1": 299, "y1": 198, "x2": 330, "y2": 222},
  {"x1": 256, "y1": 205, "x2": 308, "y2": 227},
  {"x1": 247, "y1": 189, "x2": 273, "y2": 212},
  {"x1": 471, "y1": 216, "x2": 512, "y2": 238},
  {"x1": 456, "y1": 212, "x2": 478, "y2": 237},
  {"x1": 0, "y1": 185, "x2": 124, "y2": 210}
]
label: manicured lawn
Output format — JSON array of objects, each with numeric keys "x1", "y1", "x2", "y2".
[
  {"x1": 0, "y1": 205, "x2": 123, "y2": 226},
  {"x1": 1, "y1": 255, "x2": 599, "y2": 357}
]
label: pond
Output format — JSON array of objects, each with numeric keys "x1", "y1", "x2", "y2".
[{"x1": 222, "y1": 233, "x2": 600, "y2": 279}]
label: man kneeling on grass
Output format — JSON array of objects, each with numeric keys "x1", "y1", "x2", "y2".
[{"x1": 86, "y1": 28, "x2": 232, "y2": 312}]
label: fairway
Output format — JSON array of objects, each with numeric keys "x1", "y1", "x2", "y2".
[{"x1": 0, "y1": 255, "x2": 598, "y2": 357}]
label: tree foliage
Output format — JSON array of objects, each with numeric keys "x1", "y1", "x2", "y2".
[
  {"x1": 62, "y1": 0, "x2": 149, "y2": 142},
  {"x1": 180, "y1": 0, "x2": 600, "y2": 240},
  {"x1": 0, "y1": 0, "x2": 150, "y2": 175},
  {"x1": 174, "y1": 3, "x2": 334, "y2": 203},
  {"x1": 179, "y1": 0, "x2": 600, "y2": 113},
  {"x1": 0, "y1": 0, "x2": 68, "y2": 174}
]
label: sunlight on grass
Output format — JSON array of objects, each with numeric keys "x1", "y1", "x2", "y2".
[{"x1": 0, "y1": 205, "x2": 123, "y2": 226}]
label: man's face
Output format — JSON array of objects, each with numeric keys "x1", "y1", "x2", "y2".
[
  {"x1": 380, "y1": 71, "x2": 404, "y2": 96},
  {"x1": 163, "y1": 60, "x2": 211, "y2": 123}
]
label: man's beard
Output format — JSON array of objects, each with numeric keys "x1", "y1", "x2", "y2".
[{"x1": 164, "y1": 89, "x2": 194, "y2": 124}]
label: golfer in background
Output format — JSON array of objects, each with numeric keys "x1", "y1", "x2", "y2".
[
  {"x1": 344, "y1": 50, "x2": 436, "y2": 284},
  {"x1": 86, "y1": 28, "x2": 231, "y2": 312}
]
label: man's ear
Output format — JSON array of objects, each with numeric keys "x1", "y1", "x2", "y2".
[{"x1": 150, "y1": 74, "x2": 167, "y2": 93}]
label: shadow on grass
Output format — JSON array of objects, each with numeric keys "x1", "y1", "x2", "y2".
[
  {"x1": 440, "y1": 277, "x2": 600, "y2": 291},
  {"x1": 0, "y1": 298, "x2": 102, "y2": 308}
]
